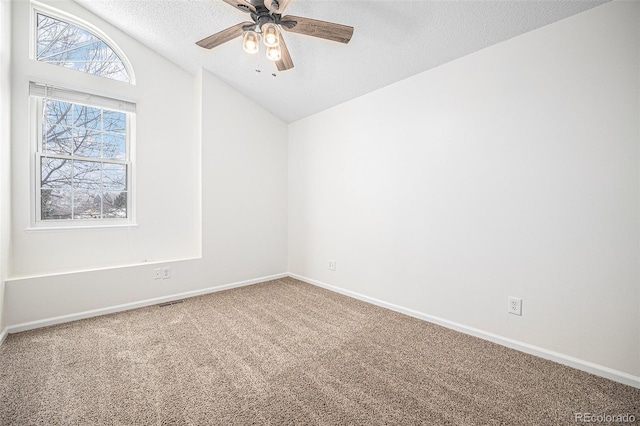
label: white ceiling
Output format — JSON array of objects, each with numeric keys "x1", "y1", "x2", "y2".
[{"x1": 73, "y1": 0, "x2": 606, "y2": 123}]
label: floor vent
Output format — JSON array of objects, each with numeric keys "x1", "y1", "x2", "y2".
[{"x1": 158, "y1": 299, "x2": 185, "y2": 308}]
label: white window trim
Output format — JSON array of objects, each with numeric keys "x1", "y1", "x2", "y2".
[
  {"x1": 29, "y1": 82, "x2": 137, "y2": 229},
  {"x1": 30, "y1": 1, "x2": 136, "y2": 85}
]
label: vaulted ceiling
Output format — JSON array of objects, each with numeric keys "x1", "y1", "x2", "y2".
[{"x1": 73, "y1": 0, "x2": 607, "y2": 123}]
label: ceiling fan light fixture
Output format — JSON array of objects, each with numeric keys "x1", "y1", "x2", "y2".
[
  {"x1": 266, "y1": 44, "x2": 282, "y2": 61},
  {"x1": 262, "y1": 23, "x2": 280, "y2": 47},
  {"x1": 242, "y1": 30, "x2": 260, "y2": 54},
  {"x1": 196, "y1": 0, "x2": 353, "y2": 73}
]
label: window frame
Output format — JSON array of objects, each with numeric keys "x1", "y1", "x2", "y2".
[
  {"x1": 27, "y1": 3, "x2": 137, "y2": 230},
  {"x1": 29, "y1": 83, "x2": 137, "y2": 229},
  {"x1": 30, "y1": 2, "x2": 136, "y2": 85}
]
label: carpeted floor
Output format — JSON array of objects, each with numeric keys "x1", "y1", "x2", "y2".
[{"x1": 0, "y1": 277, "x2": 638, "y2": 425}]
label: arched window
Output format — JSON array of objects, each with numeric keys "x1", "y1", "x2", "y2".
[
  {"x1": 30, "y1": 6, "x2": 136, "y2": 227},
  {"x1": 35, "y1": 12, "x2": 132, "y2": 83}
]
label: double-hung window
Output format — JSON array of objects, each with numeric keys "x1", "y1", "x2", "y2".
[{"x1": 31, "y1": 83, "x2": 135, "y2": 224}]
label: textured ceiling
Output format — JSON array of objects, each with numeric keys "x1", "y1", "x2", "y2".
[{"x1": 73, "y1": 0, "x2": 607, "y2": 123}]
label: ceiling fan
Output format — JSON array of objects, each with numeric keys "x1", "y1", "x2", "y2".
[{"x1": 196, "y1": 0, "x2": 354, "y2": 71}]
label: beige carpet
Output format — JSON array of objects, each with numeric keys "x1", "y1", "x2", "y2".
[{"x1": 0, "y1": 277, "x2": 638, "y2": 425}]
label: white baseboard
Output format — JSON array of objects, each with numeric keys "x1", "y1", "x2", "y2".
[
  {"x1": 6, "y1": 272, "x2": 288, "y2": 334},
  {"x1": 0, "y1": 326, "x2": 8, "y2": 347},
  {"x1": 289, "y1": 273, "x2": 640, "y2": 389}
]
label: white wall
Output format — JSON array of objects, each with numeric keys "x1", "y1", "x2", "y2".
[
  {"x1": 4, "y1": 5, "x2": 288, "y2": 326},
  {"x1": 0, "y1": 0, "x2": 12, "y2": 335},
  {"x1": 289, "y1": 1, "x2": 639, "y2": 378},
  {"x1": 10, "y1": 0, "x2": 198, "y2": 278},
  {"x1": 199, "y1": 69, "x2": 288, "y2": 284}
]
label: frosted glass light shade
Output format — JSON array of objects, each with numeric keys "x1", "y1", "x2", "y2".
[
  {"x1": 262, "y1": 23, "x2": 279, "y2": 47},
  {"x1": 266, "y1": 45, "x2": 282, "y2": 61},
  {"x1": 242, "y1": 31, "x2": 260, "y2": 54}
]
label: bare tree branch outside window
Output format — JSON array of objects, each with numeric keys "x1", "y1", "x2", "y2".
[
  {"x1": 34, "y1": 13, "x2": 132, "y2": 222},
  {"x1": 36, "y1": 14, "x2": 130, "y2": 82},
  {"x1": 40, "y1": 99, "x2": 128, "y2": 220}
]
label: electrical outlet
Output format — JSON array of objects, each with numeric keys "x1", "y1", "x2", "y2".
[
  {"x1": 162, "y1": 267, "x2": 171, "y2": 279},
  {"x1": 328, "y1": 260, "x2": 336, "y2": 271},
  {"x1": 153, "y1": 268, "x2": 162, "y2": 280},
  {"x1": 508, "y1": 297, "x2": 522, "y2": 316}
]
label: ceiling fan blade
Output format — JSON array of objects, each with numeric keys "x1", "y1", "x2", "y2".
[
  {"x1": 221, "y1": 0, "x2": 256, "y2": 14},
  {"x1": 265, "y1": 0, "x2": 292, "y2": 13},
  {"x1": 281, "y1": 15, "x2": 353, "y2": 44},
  {"x1": 275, "y1": 35, "x2": 294, "y2": 71},
  {"x1": 196, "y1": 21, "x2": 253, "y2": 49}
]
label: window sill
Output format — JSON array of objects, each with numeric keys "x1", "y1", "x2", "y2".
[{"x1": 26, "y1": 223, "x2": 139, "y2": 232}]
